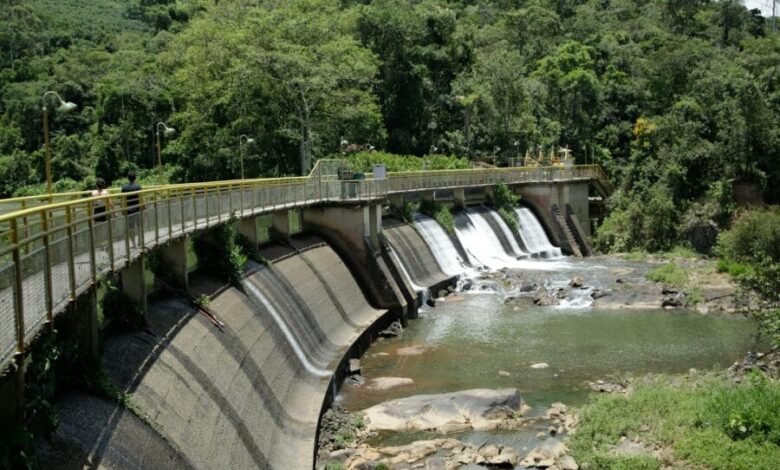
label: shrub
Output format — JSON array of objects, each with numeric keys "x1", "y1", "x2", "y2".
[
  {"x1": 646, "y1": 262, "x2": 688, "y2": 287},
  {"x1": 101, "y1": 276, "x2": 145, "y2": 331},
  {"x1": 594, "y1": 184, "x2": 679, "y2": 253},
  {"x1": 193, "y1": 221, "x2": 248, "y2": 289},
  {"x1": 341, "y1": 151, "x2": 469, "y2": 172},
  {"x1": 716, "y1": 259, "x2": 753, "y2": 278},
  {"x1": 717, "y1": 208, "x2": 780, "y2": 264},
  {"x1": 718, "y1": 209, "x2": 780, "y2": 349},
  {"x1": 399, "y1": 201, "x2": 416, "y2": 223},
  {"x1": 419, "y1": 199, "x2": 455, "y2": 235},
  {"x1": 492, "y1": 182, "x2": 519, "y2": 232},
  {"x1": 706, "y1": 374, "x2": 780, "y2": 446}
]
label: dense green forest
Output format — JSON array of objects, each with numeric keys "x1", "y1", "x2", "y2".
[{"x1": 1, "y1": 0, "x2": 779, "y2": 251}]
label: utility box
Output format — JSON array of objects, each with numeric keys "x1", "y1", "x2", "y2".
[{"x1": 372, "y1": 164, "x2": 386, "y2": 180}]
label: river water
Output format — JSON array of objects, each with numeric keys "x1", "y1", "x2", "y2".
[{"x1": 338, "y1": 256, "x2": 757, "y2": 451}]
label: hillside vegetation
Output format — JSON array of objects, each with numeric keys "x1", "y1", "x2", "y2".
[{"x1": 1, "y1": 0, "x2": 779, "y2": 251}]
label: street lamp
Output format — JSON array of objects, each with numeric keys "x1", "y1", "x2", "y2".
[
  {"x1": 42, "y1": 91, "x2": 77, "y2": 194},
  {"x1": 156, "y1": 122, "x2": 176, "y2": 170},
  {"x1": 239, "y1": 134, "x2": 255, "y2": 179}
]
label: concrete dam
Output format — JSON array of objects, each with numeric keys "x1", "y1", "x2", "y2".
[{"x1": 38, "y1": 202, "x2": 567, "y2": 469}]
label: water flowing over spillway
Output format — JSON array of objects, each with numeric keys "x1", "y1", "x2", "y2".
[
  {"x1": 243, "y1": 276, "x2": 332, "y2": 378},
  {"x1": 487, "y1": 209, "x2": 527, "y2": 257},
  {"x1": 515, "y1": 207, "x2": 562, "y2": 258},
  {"x1": 454, "y1": 209, "x2": 519, "y2": 270},
  {"x1": 388, "y1": 248, "x2": 428, "y2": 295},
  {"x1": 412, "y1": 214, "x2": 465, "y2": 276}
]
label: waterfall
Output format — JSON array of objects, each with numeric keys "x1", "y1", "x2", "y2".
[
  {"x1": 242, "y1": 278, "x2": 332, "y2": 378},
  {"x1": 487, "y1": 210, "x2": 527, "y2": 258},
  {"x1": 515, "y1": 207, "x2": 562, "y2": 258},
  {"x1": 412, "y1": 214, "x2": 466, "y2": 276},
  {"x1": 454, "y1": 209, "x2": 519, "y2": 270}
]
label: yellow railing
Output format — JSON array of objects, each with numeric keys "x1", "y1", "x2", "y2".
[{"x1": 0, "y1": 162, "x2": 609, "y2": 372}]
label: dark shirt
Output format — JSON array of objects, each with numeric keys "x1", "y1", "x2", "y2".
[{"x1": 122, "y1": 182, "x2": 142, "y2": 213}]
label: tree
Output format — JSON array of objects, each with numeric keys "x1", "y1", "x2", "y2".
[{"x1": 165, "y1": 0, "x2": 383, "y2": 178}]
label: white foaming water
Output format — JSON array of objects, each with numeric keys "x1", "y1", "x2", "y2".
[
  {"x1": 515, "y1": 207, "x2": 563, "y2": 258},
  {"x1": 412, "y1": 213, "x2": 467, "y2": 276},
  {"x1": 242, "y1": 278, "x2": 332, "y2": 378},
  {"x1": 454, "y1": 209, "x2": 519, "y2": 270},
  {"x1": 487, "y1": 210, "x2": 526, "y2": 257},
  {"x1": 557, "y1": 286, "x2": 594, "y2": 309}
]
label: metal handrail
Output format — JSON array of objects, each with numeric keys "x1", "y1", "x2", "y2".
[{"x1": 0, "y1": 163, "x2": 610, "y2": 372}]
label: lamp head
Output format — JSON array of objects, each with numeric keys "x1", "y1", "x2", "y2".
[
  {"x1": 57, "y1": 101, "x2": 78, "y2": 113},
  {"x1": 163, "y1": 127, "x2": 176, "y2": 137},
  {"x1": 246, "y1": 138, "x2": 255, "y2": 144}
]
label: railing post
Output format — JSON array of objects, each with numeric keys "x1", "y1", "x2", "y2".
[
  {"x1": 124, "y1": 196, "x2": 131, "y2": 262},
  {"x1": 86, "y1": 201, "x2": 97, "y2": 285},
  {"x1": 192, "y1": 187, "x2": 197, "y2": 230},
  {"x1": 179, "y1": 189, "x2": 186, "y2": 235},
  {"x1": 21, "y1": 200, "x2": 28, "y2": 255},
  {"x1": 65, "y1": 206, "x2": 77, "y2": 299},
  {"x1": 154, "y1": 194, "x2": 160, "y2": 246},
  {"x1": 40, "y1": 210, "x2": 53, "y2": 324},
  {"x1": 204, "y1": 187, "x2": 210, "y2": 227},
  {"x1": 106, "y1": 198, "x2": 115, "y2": 270},
  {"x1": 217, "y1": 186, "x2": 222, "y2": 224},
  {"x1": 138, "y1": 193, "x2": 145, "y2": 249},
  {"x1": 10, "y1": 219, "x2": 26, "y2": 355},
  {"x1": 239, "y1": 182, "x2": 244, "y2": 217},
  {"x1": 167, "y1": 190, "x2": 173, "y2": 239}
]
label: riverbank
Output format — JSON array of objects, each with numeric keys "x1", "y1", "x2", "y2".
[
  {"x1": 318, "y1": 353, "x2": 780, "y2": 470},
  {"x1": 569, "y1": 352, "x2": 780, "y2": 470}
]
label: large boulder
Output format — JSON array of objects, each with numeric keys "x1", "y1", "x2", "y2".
[{"x1": 362, "y1": 388, "x2": 525, "y2": 432}]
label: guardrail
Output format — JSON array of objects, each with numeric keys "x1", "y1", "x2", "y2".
[{"x1": 0, "y1": 162, "x2": 609, "y2": 372}]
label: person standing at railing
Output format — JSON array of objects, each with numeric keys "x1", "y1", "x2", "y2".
[
  {"x1": 92, "y1": 177, "x2": 111, "y2": 252},
  {"x1": 122, "y1": 171, "x2": 142, "y2": 248},
  {"x1": 91, "y1": 178, "x2": 110, "y2": 222}
]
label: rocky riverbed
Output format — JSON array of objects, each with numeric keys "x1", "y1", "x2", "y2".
[
  {"x1": 491, "y1": 255, "x2": 739, "y2": 313},
  {"x1": 317, "y1": 255, "x2": 751, "y2": 470},
  {"x1": 317, "y1": 394, "x2": 581, "y2": 470}
]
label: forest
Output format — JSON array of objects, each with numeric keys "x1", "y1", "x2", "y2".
[{"x1": 1, "y1": 0, "x2": 779, "y2": 252}]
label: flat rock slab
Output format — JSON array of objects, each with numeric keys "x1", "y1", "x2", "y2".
[
  {"x1": 362, "y1": 388, "x2": 524, "y2": 432},
  {"x1": 366, "y1": 377, "x2": 415, "y2": 391},
  {"x1": 396, "y1": 344, "x2": 428, "y2": 356}
]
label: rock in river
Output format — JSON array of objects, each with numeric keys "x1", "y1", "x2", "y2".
[{"x1": 361, "y1": 388, "x2": 525, "y2": 433}]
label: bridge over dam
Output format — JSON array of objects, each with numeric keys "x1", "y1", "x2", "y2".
[{"x1": 0, "y1": 161, "x2": 611, "y2": 469}]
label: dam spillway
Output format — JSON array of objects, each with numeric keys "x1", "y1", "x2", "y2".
[{"x1": 40, "y1": 206, "x2": 564, "y2": 469}]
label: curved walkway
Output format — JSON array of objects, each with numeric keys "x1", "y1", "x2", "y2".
[{"x1": 0, "y1": 163, "x2": 609, "y2": 371}]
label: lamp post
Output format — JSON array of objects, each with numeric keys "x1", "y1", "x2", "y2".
[
  {"x1": 239, "y1": 134, "x2": 255, "y2": 179},
  {"x1": 42, "y1": 91, "x2": 77, "y2": 194},
  {"x1": 155, "y1": 122, "x2": 176, "y2": 170}
]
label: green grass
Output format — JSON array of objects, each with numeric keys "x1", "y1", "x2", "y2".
[
  {"x1": 569, "y1": 374, "x2": 780, "y2": 470},
  {"x1": 687, "y1": 287, "x2": 704, "y2": 305},
  {"x1": 666, "y1": 245, "x2": 700, "y2": 260},
  {"x1": 716, "y1": 259, "x2": 754, "y2": 279},
  {"x1": 646, "y1": 262, "x2": 688, "y2": 287},
  {"x1": 621, "y1": 250, "x2": 650, "y2": 262}
]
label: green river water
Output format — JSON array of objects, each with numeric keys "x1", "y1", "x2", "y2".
[{"x1": 339, "y1": 258, "x2": 758, "y2": 451}]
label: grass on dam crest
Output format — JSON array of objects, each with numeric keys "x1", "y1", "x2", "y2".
[{"x1": 569, "y1": 372, "x2": 780, "y2": 470}]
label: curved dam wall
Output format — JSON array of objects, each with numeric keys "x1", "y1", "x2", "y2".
[
  {"x1": 50, "y1": 237, "x2": 388, "y2": 469},
  {"x1": 382, "y1": 218, "x2": 453, "y2": 292}
]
